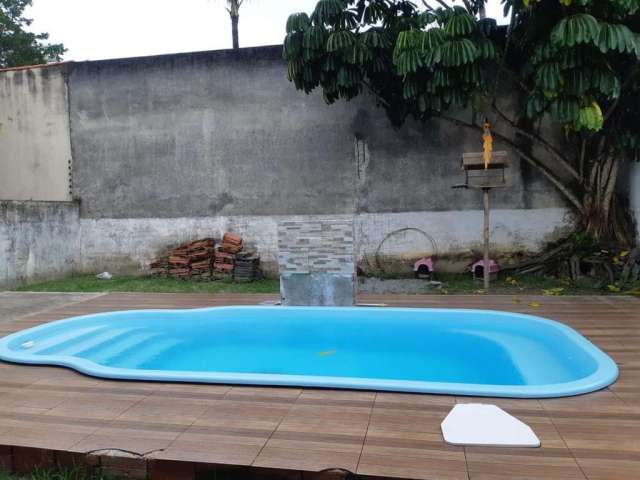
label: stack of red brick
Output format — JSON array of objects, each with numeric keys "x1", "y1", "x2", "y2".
[
  {"x1": 150, "y1": 233, "x2": 258, "y2": 281},
  {"x1": 213, "y1": 233, "x2": 243, "y2": 274},
  {"x1": 150, "y1": 238, "x2": 216, "y2": 280}
]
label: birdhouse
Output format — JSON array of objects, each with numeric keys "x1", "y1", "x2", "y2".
[
  {"x1": 461, "y1": 151, "x2": 509, "y2": 189},
  {"x1": 413, "y1": 257, "x2": 434, "y2": 279},
  {"x1": 471, "y1": 259, "x2": 500, "y2": 282}
]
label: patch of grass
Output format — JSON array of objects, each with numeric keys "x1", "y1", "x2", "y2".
[
  {"x1": 13, "y1": 273, "x2": 639, "y2": 296},
  {"x1": 432, "y1": 272, "x2": 640, "y2": 295},
  {"x1": 0, "y1": 467, "x2": 107, "y2": 480},
  {"x1": 14, "y1": 274, "x2": 280, "y2": 294}
]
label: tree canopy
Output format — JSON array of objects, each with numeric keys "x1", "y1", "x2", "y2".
[
  {"x1": 0, "y1": 0, "x2": 65, "y2": 68},
  {"x1": 283, "y1": 0, "x2": 640, "y2": 243}
]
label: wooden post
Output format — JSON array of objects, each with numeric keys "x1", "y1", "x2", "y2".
[{"x1": 483, "y1": 188, "x2": 490, "y2": 291}]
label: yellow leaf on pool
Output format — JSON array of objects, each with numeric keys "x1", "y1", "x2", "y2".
[{"x1": 319, "y1": 349, "x2": 337, "y2": 357}]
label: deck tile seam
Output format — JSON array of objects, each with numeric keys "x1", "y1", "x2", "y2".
[
  {"x1": 354, "y1": 392, "x2": 378, "y2": 478},
  {"x1": 250, "y1": 387, "x2": 304, "y2": 467},
  {"x1": 609, "y1": 388, "x2": 635, "y2": 408},
  {"x1": 128, "y1": 394, "x2": 209, "y2": 458},
  {"x1": 545, "y1": 405, "x2": 590, "y2": 480},
  {"x1": 15, "y1": 293, "x2": 110, "y2": 322}
]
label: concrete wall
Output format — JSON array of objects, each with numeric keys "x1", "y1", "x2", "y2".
[
  {"x1": 75, "y1": 208, "x2": 572, "y2": 277},
  {"x1": 69, "y1": 46, "x2": 564, "y2": 219},
  {"x1": 0, "y1": 66, "x2": 72, "y2": 202},
  {"x1": 0, "y1": 201, "x2": 80, "y2": 287},
  {"x1": 0, "y1": 47, "x2": 589, "y2": 284}
]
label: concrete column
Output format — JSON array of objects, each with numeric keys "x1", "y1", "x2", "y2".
[{"x1": 277, "y1": 217, "x2": 355, "y2": 306}]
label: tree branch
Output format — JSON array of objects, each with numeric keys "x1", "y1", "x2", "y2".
[
  {"x1": 440, "y1": 114, "x2": 584, "y2": 213},
  {"x1": 361, "y1": 79, "x2": 390, "y2": 108},
  {"x1": 490, "y1": 102, "x2": 581, "y2": 181}
]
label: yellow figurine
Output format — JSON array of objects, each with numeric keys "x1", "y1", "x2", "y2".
[{"x1": 482, "y1": 121, "x2": 493, "y2": 170}]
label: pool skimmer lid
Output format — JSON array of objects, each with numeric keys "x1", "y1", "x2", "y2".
[{"x1": 441, "y1": 404, "x2": 540, "y2": 447}]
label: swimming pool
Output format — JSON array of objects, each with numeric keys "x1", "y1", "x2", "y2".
[{"x1": 0, "y1": 306, "x2": 617, "y2": 398}]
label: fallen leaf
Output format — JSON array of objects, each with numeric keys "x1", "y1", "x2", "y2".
[
  {"x1": 542, "y1": 287, "x2": 565, "y2": 296},
  {"x1": 528, "y1": 302, "x2": 540, "y2": 308},
  {"x1": 319, "y1": 349, "x2": 337, "y2": 357}
]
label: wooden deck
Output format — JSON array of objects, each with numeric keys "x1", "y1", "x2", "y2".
[{"x1": 0, "y1": 292, "x2": 639, "y2": 480}]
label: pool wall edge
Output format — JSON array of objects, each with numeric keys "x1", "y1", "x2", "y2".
[{"x1": 0, "y1": 306, "x2": 619, "y2": 399}]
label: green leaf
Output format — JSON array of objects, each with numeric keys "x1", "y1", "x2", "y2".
[
  {"x1": 535, "y1": 62, "x2": 562, "y2": 91},
  {"x1": 443, "y1": 11, "x2": 476, "y2": 37},
  {"x1": 283, "y1": 32, "x2": 303, "y2": 60},
  {"x1": 551, "y1": 14, "x2": 600, "y2": 47},
  {"x1": 476, "y1": 38, "x2": 497, "y2": 60},
  {"x1": 591, "y1": 69, "x2": 621, "y2": 98},
  {"x1": 421, "y1": 28, "x2": 446, "y2": 51},
  {"x1": 597, "y1": 23, "x2": 638, "y2": 54},
  {"x1": 311, "y1": 0, "x2": 346, "y2": 25},
  {"x1": 439, "y1": 39, "x2": 478, "y2": 67},
  {"x1": 394, "y1": 50, "x2": 423, "y2": 75},
  {"x1": 286, "y1": 13, "x2": 310, "y2": 33},
  {"x1": 564, "y1": 69, "x2": 591, "y2": 95},
  {"x1": 526, "y1": 93, "x2": 547, "y2": 118},
  {"x1": 327, "y1": 30, "x2": 355, "y2": 52},
  {"x1": 550, "y1": 97, "x2": 580, "y2": 123},
  {"x1": 360, "y1": 29, "x2": 390, "y2": 49},
  {"x1": 575, "y1": 102, "x2": 604, "y2": 131}
]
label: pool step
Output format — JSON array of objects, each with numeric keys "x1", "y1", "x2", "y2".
[
  {"x1": 29, "y1": 326, "x2": 107, "y2": 355},
  {"x1": 52, "y1": 328, "x2": 135, "y2": 356},
  {"x1": 95, "y1": 336, "x2": 183, "y2": 368},
  {"x1": 86, "y1": 331, "x2": 161, "y2": 364}
]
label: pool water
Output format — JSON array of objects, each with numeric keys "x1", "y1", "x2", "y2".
[{"x1": 0, "y1": 306, "x2": 618, "y2": 398}]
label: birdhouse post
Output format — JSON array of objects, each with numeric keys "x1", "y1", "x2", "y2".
[{"x1": 455, "y1": 123, "x2": 509, "y2": 291}]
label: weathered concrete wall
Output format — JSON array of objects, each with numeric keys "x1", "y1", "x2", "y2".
[
  {"x1": 68, "y1": 46, "x2": 565, "y2": 220},
  {"x1": 75, "y1": 207, "x2": 571, "y2": 277},
  {"x1": 0, "y1": 47, "x2": 591, "y2": 285},
  {"x1": 0, "y1": 66, "x2": 72, "y2": 202},
  {"x1": 0, "y1": 201, "x2": 80, "y2": 288}
]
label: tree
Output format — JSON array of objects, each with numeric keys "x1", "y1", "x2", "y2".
[
  {"x1": 0, "y1": 0, "x2": 65, "y2": 68},
  {"x1": 283, "y1": 0, "x2": 640, "y2": 246},
  {"x1": 223, "y1": 0, "x2": 247, "y2": 49}
]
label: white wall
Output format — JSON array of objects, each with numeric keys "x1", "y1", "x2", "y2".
[
  {"x1": 0, "y1": 66, "x2": 72, "y2": 201},
  {"x1": 0, "y1": 201, "x2": 80, "y2": 287}
]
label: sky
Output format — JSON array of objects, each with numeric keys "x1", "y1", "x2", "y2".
[{"x1": 26, "y1": 1, "x2": 507, "y2": 62}]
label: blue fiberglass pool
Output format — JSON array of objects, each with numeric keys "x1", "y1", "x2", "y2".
[{"x1": 0, "y1": 307, "x2": 618, "y2": 398}]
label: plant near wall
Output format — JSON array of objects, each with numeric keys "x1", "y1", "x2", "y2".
[
  {"x1": 0, "y1": 0, "x2": 65, "y2": 68},
  {"x1": 283, "y1": 0, "x2": 640, "y2": 246}
]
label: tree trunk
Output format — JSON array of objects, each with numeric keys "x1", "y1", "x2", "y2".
[
  {"x1": 582, "y1": 155, "x2": 636, "y2": 246},
  {"x1": 231, "y1": 15, "x2": 239, "y2": 49}
]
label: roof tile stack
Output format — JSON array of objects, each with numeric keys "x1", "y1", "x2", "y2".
[
  {"x1": 150, "y1": 238, "x2": 215, "y2": 280},
  {"x1": 150, "y1": 233, "x2": 261, "y2": 281}
]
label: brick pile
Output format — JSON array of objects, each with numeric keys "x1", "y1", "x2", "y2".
[
  {"x1": 150, "y1": 233, "x2": 261, "y2": 281},
  {"x1": 150, "y1": 238, "x2": 216, "y2": 280}
]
